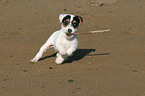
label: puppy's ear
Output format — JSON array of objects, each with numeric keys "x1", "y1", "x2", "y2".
[
  {"x1": 78, "y1": 16, "x2": 83, "y2": 23},
  {"x1": 59, "y1": 14, "x2": 67, "y2": 23}
]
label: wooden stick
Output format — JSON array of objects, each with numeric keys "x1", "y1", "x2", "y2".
[{"x1": 74, "y1": 29, "x2": 110, "y2": 35}]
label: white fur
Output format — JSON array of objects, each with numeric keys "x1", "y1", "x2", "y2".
[{"x1": 30, "y1": 14, "x2": 79, "y2": 64}]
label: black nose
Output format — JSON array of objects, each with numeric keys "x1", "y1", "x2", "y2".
[{"x1": 68, "y1": 29, "x2": 72, "y2": 33}]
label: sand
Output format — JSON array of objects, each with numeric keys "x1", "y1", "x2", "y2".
[{"x1": 0, "y1": 0, "x2": 145, "y2": 96}]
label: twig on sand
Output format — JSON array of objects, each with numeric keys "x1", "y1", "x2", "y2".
[{"x1": 74, "y1": 29, "x2": 110, "y2": 35}]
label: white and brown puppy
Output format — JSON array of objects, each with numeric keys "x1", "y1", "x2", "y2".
[{"x1": 30, "y1": 14, "x2": 83, "y2": 64}]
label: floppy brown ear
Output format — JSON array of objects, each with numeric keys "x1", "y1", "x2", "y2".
[{"x1": 78, "y1": 16, "x2": 83, "y2": 23}]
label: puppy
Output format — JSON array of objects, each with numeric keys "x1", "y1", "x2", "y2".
[{"x1": 30, "y1": 14, "x2": 83, "y2": 64}]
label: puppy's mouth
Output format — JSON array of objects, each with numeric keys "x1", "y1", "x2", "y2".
[{"x1": 65, "y1": 32, "x2": 74, "y2": 37}]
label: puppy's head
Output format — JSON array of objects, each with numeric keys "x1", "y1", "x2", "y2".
[{"x1": 59, "y1": 14, "x2": 83, "y2": 38}]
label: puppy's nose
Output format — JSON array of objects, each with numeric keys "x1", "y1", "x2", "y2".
[{"x1": 68, "y1": 29, "x2": 72, "y2": 33}]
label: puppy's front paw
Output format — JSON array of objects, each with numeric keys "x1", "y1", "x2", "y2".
[
  {"x1": 55, "y1": 57, "x2": 64, "y2": 64},
  {"x1": 59, "y1": 50, "x2": 67, "y2": 56},
  {"x1": 30, "y1": 58, "x2": 39, "y2": 63}
]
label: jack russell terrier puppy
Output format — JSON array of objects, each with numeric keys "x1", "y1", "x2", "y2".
[{"x1": 30, "y1": 14, "x2": 83, "y2": 64}]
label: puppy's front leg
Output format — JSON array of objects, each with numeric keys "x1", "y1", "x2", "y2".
[
  {"x1": 55, "y1": 45, "x2": 67, "y2": 64},
  {"x1": 55, "y1": 48, "x2": 76, "y2": 64},
  {"x1": 55, "y1": 53, "x2": 67, "y2": 64},
  {"x1": 58, "y1": 46, "x2": 67, "y2": 56},
  {"x1": 67, "y1": 47, "x2": 76, "y2": 56}
]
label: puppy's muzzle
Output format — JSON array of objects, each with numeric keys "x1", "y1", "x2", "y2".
[{"x1": 66, "y1": 28, "x2": 73, "y2": 37}]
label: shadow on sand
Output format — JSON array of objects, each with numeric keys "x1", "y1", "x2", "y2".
[{"x1": 39, "y1": 49, "x2": 110, "y2": 63}]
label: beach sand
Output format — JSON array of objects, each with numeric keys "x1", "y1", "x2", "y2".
[{"x1": 0, "y1": 0, "x2": 145, "y2": 96}]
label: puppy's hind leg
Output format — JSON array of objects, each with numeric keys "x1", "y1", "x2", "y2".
[{"x1": 30, "y1": 39, "x2": 53, "y2": 63}]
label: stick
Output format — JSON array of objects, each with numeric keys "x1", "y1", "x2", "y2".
[{"x1": 74, "y1": 29, "x2": 110, "y2": 35}]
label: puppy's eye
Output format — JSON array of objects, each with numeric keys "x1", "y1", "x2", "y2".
[
  {"x1": 64, "y1": 21, "x2": 69, "y2": 26},
  {"x1": 73, "y1": 23, "x2": 78, "y2": 28}
]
